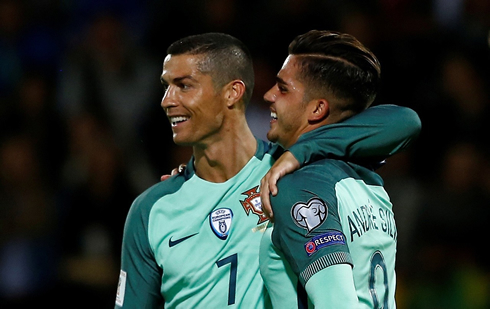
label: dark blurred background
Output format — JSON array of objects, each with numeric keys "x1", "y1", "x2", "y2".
[{"x1": 0, "y1": 0, "x2": 489, "y2": 308}]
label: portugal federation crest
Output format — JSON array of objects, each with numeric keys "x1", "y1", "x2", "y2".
[
  {"x1": 210, "y1": 208, "x2": 233, "y2": 240},
  {"x1": 240, "y1": 186, "x2": 268, "y2": 224}
]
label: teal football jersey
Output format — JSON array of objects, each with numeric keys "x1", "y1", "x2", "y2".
[
  {"x1": 116, "y1": 140, "x2": 274, "y2": 308},
  {"x1": 116, "y1": 105, "x2": 420, "y2": 308},
  {"x1": 260, "y1": 159, "x2": 397, "y2": 308}
]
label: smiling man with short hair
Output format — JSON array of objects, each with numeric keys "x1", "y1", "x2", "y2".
[{"x1": 259, "y1": 30, "x2": 420, "y2": 308}]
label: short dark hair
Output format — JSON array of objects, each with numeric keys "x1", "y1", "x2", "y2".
[
  {"x1": 289, "y1": 30, "x2": 381, "y2": 113},
  {"x1": 167, "y1": 33, "x2": 254, "y2": 105}
]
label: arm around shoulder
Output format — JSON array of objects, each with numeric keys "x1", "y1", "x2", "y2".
[
  {"x1": 288, "y1": 104, "x2": 422, "y2": 166},
  {"x1": 372, "y1": 104, "x2": 422, "y2": 155}
]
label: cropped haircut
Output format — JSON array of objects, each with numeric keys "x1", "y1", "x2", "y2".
[
  {"x1": 289, "y1": 30, "x2": 381, "y2": 113},
  {"x1": 167, "y1": 33, "x2": 255, "y2": 105}
]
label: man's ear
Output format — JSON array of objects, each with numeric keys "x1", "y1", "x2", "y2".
[
  {"x1": 308, "y1": 98, "x2": 329, "y2": 122},
  {"x1": 224, "y1": 80, "x2": 246, "y2": 107}
]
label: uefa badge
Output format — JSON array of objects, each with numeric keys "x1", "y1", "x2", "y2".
[
  {"x1": 305, "y1": 241, "x2": 317, "y2": 256},
  {"x1": 210, "y1": 208, "x2": 233, "y2": 240},
  {"x1": 291, "y1": 197, "x2": 327, "y2": 233}
]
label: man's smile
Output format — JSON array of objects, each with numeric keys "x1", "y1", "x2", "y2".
[
  {"x1": 169, "y1": 116, "x2": 189, "y2": 127},
  {"x1": 270, "y1": 111, "x2": 277, "y2": 124}
]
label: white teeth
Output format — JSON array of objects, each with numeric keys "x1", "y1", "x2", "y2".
[
  {"x1": 170, "y1": 116, "x2": 188, "y2": 126},
  {"x1": 271, "y1": 112, "x2": 277, "y2": 120}
]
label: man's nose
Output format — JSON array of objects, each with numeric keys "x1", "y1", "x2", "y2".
[
  {"x1": 161, "y1": 86, "x2": 177, "y2": 109},
  {"x1": 263, "y1": 87, "x2": 276, "y2": 103}
]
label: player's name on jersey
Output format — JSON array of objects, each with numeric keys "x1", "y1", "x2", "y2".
[{"x1": 346, "y1": 201, "x2": 397, "y2": 242}]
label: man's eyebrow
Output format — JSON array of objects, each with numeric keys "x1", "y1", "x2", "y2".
[
  {"x1": 276, "y1": 76, "x2": 287, "y2": 86},
  {"x1": 161, "y1": 75, "x2": 197, "y2": 85}
]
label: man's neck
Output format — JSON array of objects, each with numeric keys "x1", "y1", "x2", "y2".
[{"x1": 192, "y1": 121, "x2": 257, "y2": 183}]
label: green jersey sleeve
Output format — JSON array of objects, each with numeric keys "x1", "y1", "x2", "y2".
[
  {"x1": 116, "y1": 186, "x2": 165, "y2": 308},
  {"x1": 304, "y1": 264, "x2": 358, "y2": 308},
  {"x1": 269, "y1": 163, "x2": 354, "y2": 287},
  {"x1": 267, "y1": 159, "x2": 397, "y2": 307},
  {"x1": 288, "y1": 104, "x2": 421, "y2": 166}
]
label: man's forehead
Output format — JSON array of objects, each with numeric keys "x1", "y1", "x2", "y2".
[
  {"x1": 162, "y1": 54, "x2": 204, "y2": 69},
  {"x1": 163, "y1": 54, "x2": 173, "y2": 66},
  {"x1": 161, "y1": 54, "x2": 204, "y2": 80},
  {"x1": 278, "y1": 56, "x2": 301, "y2": 83},
  {"x1": 281, "y1": 55, "x2": 296, "y2": 69}
]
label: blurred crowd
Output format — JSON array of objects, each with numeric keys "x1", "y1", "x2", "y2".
[{"x1": 0, "y1": 0, "x2": 489, "y2": 308}]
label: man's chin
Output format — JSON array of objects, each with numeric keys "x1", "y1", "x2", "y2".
[
  {"x1": 172, "y1": 136, "x2": 194, "y2": 147},
  {"x1": 266, "y1": 132, "x2": 278, "y2": 144}
]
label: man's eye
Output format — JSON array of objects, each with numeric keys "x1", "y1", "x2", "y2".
[
  {"x1": 278, "y1": 85, "x2": 287, "y2": 93},
  {"x1": 180, "y1": 84, "x2": 191, "y2": 90}
]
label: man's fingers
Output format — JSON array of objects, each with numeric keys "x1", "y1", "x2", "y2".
[
  {"x1": 161, "y1": 163, "x2": 187, "y2": 181},
  {"x1": 267, "y1": 166, "x2": 284, "y2": 197},
  {"x1": 267, "y1": 151, "x2": 300, "y2": 196},
  {"x1": 259, "y1": 152, "x2": 300, "y2": 221},
  {"x1": 262, "y1": 192, "x2": 273, "y2": 220},
  {"x1": 260, "y1": 176, "x2": 274, "y2": 220},
  {"x1": 269, "y1": 171, "x2": 280, "y2": 196},
  {"x1": 161, "y1": 168, "x2": 179, "y2": 181}
]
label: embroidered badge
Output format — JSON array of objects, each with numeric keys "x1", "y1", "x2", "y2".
[
  {"x1": 210, "y1": 208, "x2": 233, "y2": 240},
  {"x1": 240, "y1": 186, "x2": 268, "y2": 224},
  {"x1": 291, "y1": 197, "x2": 327, "y2": 233},
  {"x1": 304, "y1": 231, "x2": 346, "y2": 256}
]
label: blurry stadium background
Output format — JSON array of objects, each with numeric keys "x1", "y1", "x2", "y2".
[{"x1": 0, "y1": 0, "x2": 489, "y2": 308}]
